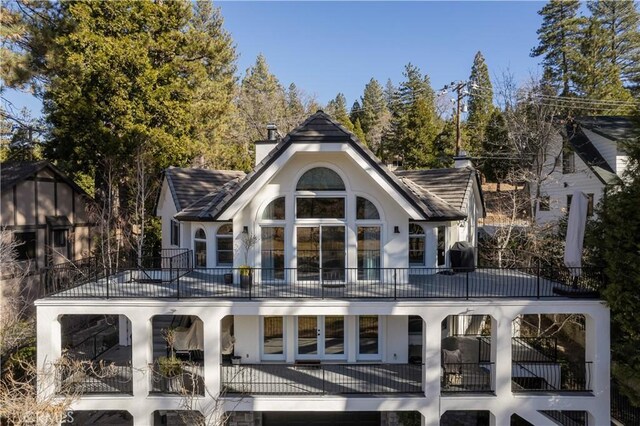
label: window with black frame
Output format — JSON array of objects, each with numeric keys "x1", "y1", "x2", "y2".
[
  {"x1": 409, "y1": 224, "x2": 425, "y2": 266},
  {"x1": 14, "y1": 231, "x2": 36, "y2": 261},
  {"x1": 194, "y1": 228, "x2": 207, "y2": 268},
  {"x1": 216, "y1": 225, "x2": 233, "y2": 266}
]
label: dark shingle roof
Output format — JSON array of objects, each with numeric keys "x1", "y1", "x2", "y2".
[
  {"x1": 565, "y1": 124, "x2": 618, "y2": 185},
  {"x1": 164, "y1": 167, "x2": 245, "y2": 212},
  {"x1": 576, "y1": 116, "x2": 639, "y2": 141},
  {"x1": 395, "y1": 167, "x2": 481, "y2": 215},
  {"x1": 175, "y1": 112, "x2": 467, "y2": 221},
  {"x1": 1, "y1": 160, "x2": 90, "y2": 197}
]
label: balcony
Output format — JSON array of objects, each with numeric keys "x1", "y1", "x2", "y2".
[
  {"x1": 55, "y1": 361, "x2": 133, "y2": 395},
  {"x1": 42, "y1": 250, "x2": 603, "y2": 300},
  {"x1": 220, "y1": 363, "x2": 423, "y2": 395}
]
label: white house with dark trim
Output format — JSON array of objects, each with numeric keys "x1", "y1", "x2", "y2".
[
  {"x1": 534, "y1": 116, "x2": 638, "y2": 224},
  {"x1": 35, "y1": 112, "x2": 610, "y2": 426}
]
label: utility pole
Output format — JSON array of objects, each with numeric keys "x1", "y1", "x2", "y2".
[{"x1": 451, "y1": 81, "x2": 467, "y2": 157}]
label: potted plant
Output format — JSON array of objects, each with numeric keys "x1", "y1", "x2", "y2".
[
  {"x1": 158, "y1": 327, "x2": 183, "y2": 392},
  {"x1": 238, "y1": 231, "x2": 258, "y2": 289}
]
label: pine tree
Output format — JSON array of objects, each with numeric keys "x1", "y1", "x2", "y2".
[
  {"x1": 349, "y1": 100, "x2": 364, "y2": 125},
  {"x1": 531, "y1": 0, "x2": 584, "y2": 96},
  {"x1": 352, "y1": 118, "x2": 368, "y2": 146},
  {"x1": 467, "y1": 51, "x2": 494, "y2": 155},
  {"x1": 574, "y1": 17, "x2": 635, "y2": 113},
  {"x1": 388, "y1": 63, "x2": 441, "y2": 169},
  {"x1": 588, "y1": 0, "x2": 640, "y2": 94},
  {"x1": 325, "y1": 93, "x2": 354, "y2": 131},
  {"x1": 233, "y1": 54, "x2": 287, "y2": 168},
  {"x1": 480, "y1": 109, "x2": 512, "y2": 190},
  {"x1": 360, "y1": 78, "x2": 389, "y2": 154}
]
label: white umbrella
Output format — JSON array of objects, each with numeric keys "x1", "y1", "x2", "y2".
[{"x1": 564, "y1": 191, "x2": 589, "y2": 279}]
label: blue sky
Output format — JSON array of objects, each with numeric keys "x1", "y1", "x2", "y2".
[{"x1": 4, "y1": 1, "x2": 546, "y2": 116}]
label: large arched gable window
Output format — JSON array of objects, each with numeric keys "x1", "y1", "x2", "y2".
[
  {"x1": 296, "y1": 167, "x2": 345, "y2": 191},
  {"x1": 216, "y1": 224, "x2": 233, "y2": 266},
  {"x1": 194, "y1": 228, "x2": 207, "y2": 268}
]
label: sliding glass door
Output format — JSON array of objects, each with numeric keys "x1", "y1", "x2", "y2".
[{"x1": 296, "y1": 226, "x2": 345, "y2": 282}]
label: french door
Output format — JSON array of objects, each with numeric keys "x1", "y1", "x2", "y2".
[
  {"x1": 296, "y1": 316, "x2": 346, "y2": 360},
  {"x1": 296, "y1": 226, "x2": 345, "y2": 282}
]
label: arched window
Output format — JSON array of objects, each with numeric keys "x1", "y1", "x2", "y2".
[
  {"x1": 409, "y1": 224, "x2": 425, "y2": 266},
  {"x1": 216, "y1": 224, "x2": 233, "y2": 266},
  {"x1": 356, "y1": 197, "x2": 380, "y2": 220},
  {"x1": 296, "y1": 167, "x2": 345, "y2": 191},
  {"x1": 262, "y1": 197, "x2": 285, "y2": 220},
  {"x1": 194, "y1": 228, "x2": 207, "y2": 268}
]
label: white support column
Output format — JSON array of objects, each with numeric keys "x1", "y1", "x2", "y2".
[
  {"x1": 422, "y1": 314, "x2": 441, "y2": 426},
  {"x1": 203, "y1": 311, "x2": 225, "y2": 399},
  {"x1": 129, "y1": 312, "x2": 150, "y2": 398},
  {"x1": 36, "y1": 307, "x2": 62, "y2": 401},
  {"x1": 286, "y1": 315, "x2": 296, "y2": 363},
  {"x1": 586, "y1": 308, "x2": 611, "y2": 425},
  {"x1": 118, "y1": 314, "x2": 131, "y2": 346},
  {"x1": 347, "y1": 315, "x2": 357, "y2": 363},
  {"x1": 493, "y1": 312, "x2": 512, "y2": 399}
]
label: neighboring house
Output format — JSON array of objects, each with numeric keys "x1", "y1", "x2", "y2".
[
  {"x1": 35, "y1": 112, "x2": 609, "y2": 426},
  {"x1": 534, "y1": 116, "x2": 638, "y2": 224},
  {"x1": 1, "y1": 161, "x2": 93, "y2": 307}
]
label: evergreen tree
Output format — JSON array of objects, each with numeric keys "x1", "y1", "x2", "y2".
[
  {"x1": 531, "y1": 0, "x2": 584, "y2": 96},
  {"x1": 588, "y1": 0, "x2": 640, "y2": 94},
  {"x1": 325, "y1": 93, "x2": 354, "y2": 131},
  {"x1": 432, "y1": 119, "x2": 456, "y2": 168},
  {"x1": 467, "y1": 51, "x2": 494, "y2": 155},
  {"x1": 593, "y1": 126, "x2": 640, "y2": 404},
  {"x1": 574, "y1": 17, "x2": 635, "y2": 113},
  {"x1": 349, "y1": 100, "x2": 364, "y2": 125},
  {"x1": 384, "y1": 79, "x2": 397, "y2": 108},
  {"x1": 480, "y1": 109, "x2": 512, "y2": 190},
  {"x1": 388, "y1": 63, "x2": 440, "y2": 169},
  {"x1": 352, "y1": 118, "x2": 367, "y2": 146},
  {"x1": 233, "y1": 54, "x2": 287, "y2": 168},
  {"x1": 360, "y1": 78, "x2": 389, "y2": 154}
]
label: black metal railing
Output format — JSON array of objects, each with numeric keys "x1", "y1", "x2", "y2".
[
  {"x1": 149, "y1": 362, "x2": 204, "y2": 395},
  {"x1": 56, "y1": 362, "x2": 133, "y2": 395},
  {"x1": 42, "y1": 249, "x2": 193, "y2": 297},
  {"x1": 511, "y1": 361, "x2": 592, "y2": 392},
  {"x1": 611, "y1": 380, "x2": 640, "y2": 426},
  {"x1": 441, "y1": 362, "x2": 494, "y2": 392},
  {"x1": 43, "y1": 265, "x2": 603, "y2": 299},
  {"x1": 221, "y1": 363, "x2": 423, "y2": 395},
  {"x1": 67, "y1": 324, "x2": 118, "y2": 360},
  {"x1": 512, "y1": 337, "x2": 558, "y2": 362}
]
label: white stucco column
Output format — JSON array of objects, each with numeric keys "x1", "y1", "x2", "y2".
[
  {"x1": 585, "y1": 308, "x2": 610, "y2": 425},
  {"x1": 129, "y1": 312, "x2": 151, "y2": 398},
  {"x1": 202, "y1": 310, "x2": 225, "y2": 398},
  {"x1": 118, "y1": 314, "x2": 131, "y2": 346},
  {"x1": 493, "y1": 312, "x2": 513, "y2": 399},
  {"x1": 347, "y1": 315, "x2": 357, "y2": 362},
  {"x1": 422, "y1": 313, "x2": 441, "y2": 426},
  {"x1": 36, "y1": 307, "x2": 62, "y2": 401}
]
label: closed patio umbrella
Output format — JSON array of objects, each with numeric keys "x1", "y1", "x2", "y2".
[{"x1": 564, "y1": 191, "x2": 589, "y2": 279}]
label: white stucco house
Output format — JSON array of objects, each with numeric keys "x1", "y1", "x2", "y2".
[
  {"x1": 36, "y1": 112, "x2": 610, "y2": 426},
  {"x1": 534, "y1": 116, "x2": 638, "y2": 224}
]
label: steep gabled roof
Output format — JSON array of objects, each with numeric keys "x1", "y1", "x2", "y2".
[
  {"x1": 0, "y1": 160, "x2": 91, "y2": 198},
  {"x1": 565, "y1": 123, "x2": 619, "y2": 185},
  {"x1": 576, "y1": 116, "x2": 639, "y2": 142},
  {"x1": 395, "y1": 167, "x2": 483, "y2": 216},
  {"x1": 163, "y1": 167, "x2": 245, "y2": 212},
  {"x1": 174, "y1": 111, "x2": 467, "y2": 221}
]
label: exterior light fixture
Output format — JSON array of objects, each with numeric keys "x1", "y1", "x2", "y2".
[
  {"x1": 394, "y1": 226, "x2": 400, "y2": 234},
  {"x1": 243, "y1": 226, "x2": 248, "y2": 234}
]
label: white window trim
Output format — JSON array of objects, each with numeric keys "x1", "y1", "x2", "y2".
[
  {"x1": 294, "y1": 315, "x2": 348, "y2": 361},
  {"x1": 409, "y1": 223, "x2": 426, "y2": 267},
  {"x1": 193, "y1": 227, "x2": 207, "y2": 268},
  {"x1": 260, "y1": 316, "x2": 286, "y2": 361},
  {"x1": 356, "y1": 315, "x2": 383, "y2": 361},
  {"x1": 215, "y1": 224, "x2": 233, "y2": 267}
]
